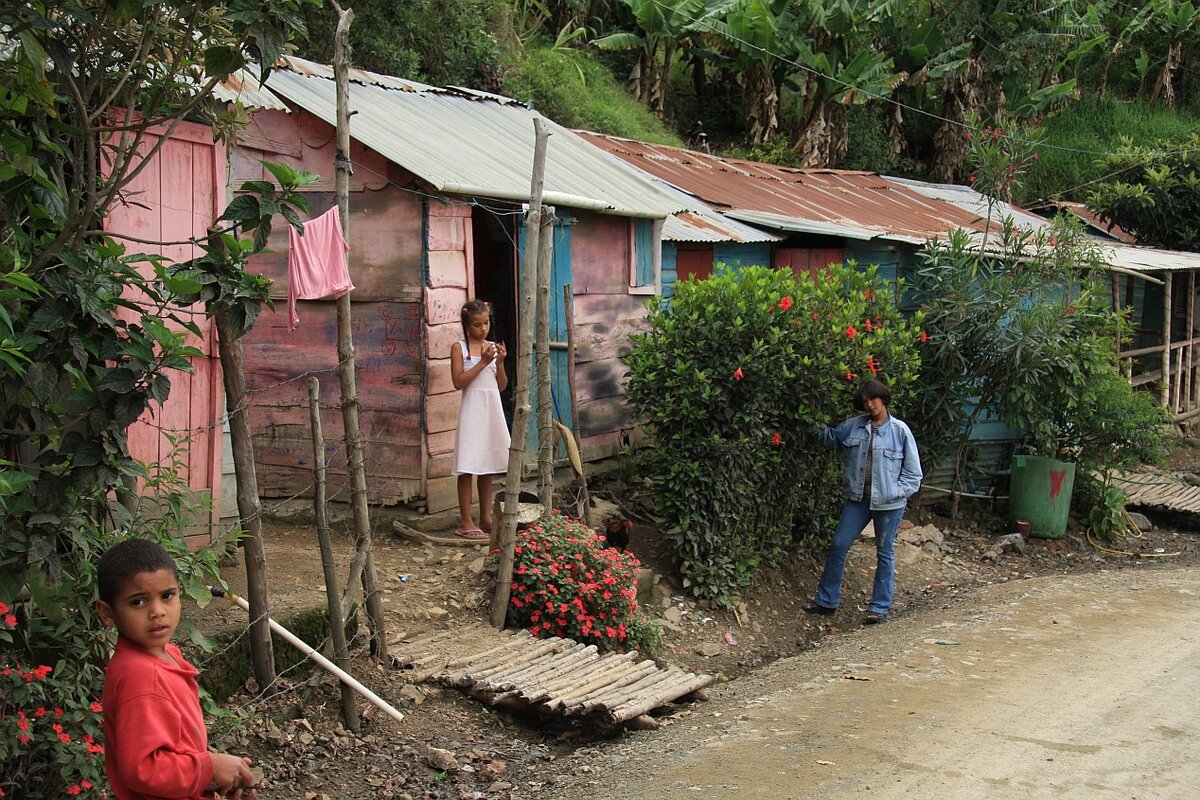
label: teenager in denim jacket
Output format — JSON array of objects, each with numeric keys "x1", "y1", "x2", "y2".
[{"x1": 804, "y1": 380, "x2": 923, "y2": 624}]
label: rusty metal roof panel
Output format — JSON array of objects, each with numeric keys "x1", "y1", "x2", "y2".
[
  {"x1": 577, "y1": 132, "x2": 999, "y2": 243},
  {"x1": 649, "y1": 182, "x2": 780, "y2": 243},
  {"x1": 258, "y1": 57, "x2": 683, "y2": 218},
  {"x1": 213, "y1": 68, "x2": 291, "y2": 111}
]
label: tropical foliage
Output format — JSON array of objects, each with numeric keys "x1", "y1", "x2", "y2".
[
  {"x1": 1, "y1": 2, "x2": 313, "y2": 794},
  {"x1": 1087, "y1": 132, "x2": 1200, "y2": 251}
]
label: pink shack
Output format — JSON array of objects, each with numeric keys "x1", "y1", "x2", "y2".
[{"x1": 225, "y1": 57, "x2": 682, "y2": 513}]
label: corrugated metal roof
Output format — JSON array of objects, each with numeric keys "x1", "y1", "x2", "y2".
[
  {"x1": 1029, "y1": 200, "x2": 1138, "y2": 243},
  {"x1": 576, "y1": 132, "x2": 995, "y2": 244},
  {"x1": 1102, "y1": 242, "x2": 1200, "y2": 273},
  {"x1": 888, "y1": 178, "x2": 1200, "y2": 274},
  {"x1": 213, "y1": 69, "x2": 291, "y2": 112},
  {"x1": 882, "y1": 176, "x2": 1052, "y2": 232},
  {"x1": 257, "y1": 57, "x2": 683, "y2": 218},
  {"x1": 653, "y1": 183, "x2": 781, "y2": 243}
]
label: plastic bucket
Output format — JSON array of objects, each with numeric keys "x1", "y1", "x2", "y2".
[{"x1": 1008, "y1": 455, "x2": 1076, "y2": 539}]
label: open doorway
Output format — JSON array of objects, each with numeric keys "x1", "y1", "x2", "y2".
[{"x1": 471, "y1": 202, "x2": 518, "y2": 423}]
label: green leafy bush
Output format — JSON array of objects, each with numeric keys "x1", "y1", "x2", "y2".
[
  {"x1": 507, "y1": 513, "x2": 658, "y2": 654},
  {"x1": 624, "y1": 264, "x2": 922, "y2": 604},
  {"x1": 0, "y1": 490, "x2": 229, "y2": 799}
]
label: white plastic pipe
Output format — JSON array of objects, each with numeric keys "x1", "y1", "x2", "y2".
[{"x1": 213, "y1": 588, "x2": 404, "y2": 724}]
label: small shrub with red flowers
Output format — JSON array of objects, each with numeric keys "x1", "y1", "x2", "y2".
[
  {"x1": 506, "y1": 514, "x2": 660, "y2": 654},
  {"x1": 625, "y1": 263, "x2": 922, "y2": 604}
]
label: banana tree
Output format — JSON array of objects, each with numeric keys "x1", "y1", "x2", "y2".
[
  {"x1": 684, "y1": 0, "x2": 811, "y2": 145},
  {"x1": 1145, "y1": 0, "x2": 1198, "y2": 108},
  {"x1": 592, "y1": 0, "x2": 706, "y2": 117},
  {"x1": 690, "y1": 0, "x2": 904, "y2": 165}
]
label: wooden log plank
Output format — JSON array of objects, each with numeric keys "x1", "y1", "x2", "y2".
[
  {"x1": 606, "y1": 673, "x2": 714, "y2": 724},
  {"x1": 476, "y1": 642, "x2": 580, "y2": 686},
  {"x1": 604, "y1": 669, "x2": 697, "y2": 714},
  {"x1": 524, "y1": 651, "x2": 615, "y2": 698},
  {"x1": 560, "y1": 661, "x2": 659, "y2": 712},
  {"x1": 542, "y1": 654, "x2": 643, "y2": 710},
  {"x1": 442, "y1": 634, "x2": 531, "y2": 670},
  {"x1": 577, "y1": 668, "x2": 680, "y2": 714},
  {"x1": 509, "y1": 650, "x2": 602, "y2": 702},
  {"x1": 474, "y1": 651, "x2": 564, "y2": 692},
  {"x1": 448, "y1": 640, "x2": 563, "y2": 685},
  {"x1": 494, "y1": 645, "x2": 598, "y2": 693}
]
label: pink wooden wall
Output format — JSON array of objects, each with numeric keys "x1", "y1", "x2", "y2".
[
  {"x1": 104, "y1": 120, "x2": 225, "y2": 546},
  {"x1": 236, "y1": 109, "x2": 426, "y2": 505}
]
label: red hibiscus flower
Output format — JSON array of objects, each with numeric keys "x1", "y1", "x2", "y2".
[
  {"x1": 865, "y1": 318, "x2": 873, "y2": 332},
  {"x1": 779, "y1": 295, "x2": 793, "y2": 311},
  {"x1": 733, "y1": 367, "x2": 744, "y2": 381},
  {"x1": 920, "y1": 330, "x2": 929, "y2": 343},
  {"x1": 771, "y1": 432, "x2": 785, "y2": 446},
  {"x1": 845, "y1": 325, "x2": 858, "y2": 339},
  {"x1": 867, "y1": 356, "x2": 878, "y2": 376}
]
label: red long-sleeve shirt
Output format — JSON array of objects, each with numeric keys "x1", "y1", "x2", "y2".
[{"x1": 102, "y1": 637, "x2": 215, "y2": 799}]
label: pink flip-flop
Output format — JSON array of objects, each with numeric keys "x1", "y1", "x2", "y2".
[{"x1": 454, "y1": 527, "x2": 488, "y2": 541}]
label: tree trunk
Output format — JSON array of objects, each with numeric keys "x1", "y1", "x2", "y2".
[
  {"x1": 492, "y1": 118, "x2": 550, "y2": 629},
  {"x1": 214, "y1": 310, "x2": 275, "y2": 689},
  {"x1": 744, "y1": 64, "x2": 779, "y2": 144},
  {"x1": 331, "y1": 1, "x2": 387, "y2": 654},
  {"x1": 929, "y1": 55, "x2": 984, "y2": 183},
  {"x1": 794, "y1": 102, "x2": 849, "y2": 168},
  {"x1": 307, "y1": 377, "x2": 356, "y2": 730}
]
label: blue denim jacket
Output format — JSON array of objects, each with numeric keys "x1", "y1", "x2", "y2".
[{"x1": 817, "y1": 414, "x2": 923, "y2": 510}]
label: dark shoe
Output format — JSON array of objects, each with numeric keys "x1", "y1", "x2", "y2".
[
  {"x1": 803, "y1": 602, "x2": 836, "y2": 616},
  {"x1": 863, "y1": 611, "x2": 887, "y2": 625}
]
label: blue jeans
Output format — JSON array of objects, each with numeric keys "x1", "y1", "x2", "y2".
[{"x1": 814, "y1": 499, "x2": 906, "y2": 615}]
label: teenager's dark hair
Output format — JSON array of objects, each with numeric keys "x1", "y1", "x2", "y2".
[
  {"x1": 97, "y1": 539, "x2": 179, "y2": 604},
  {"x1": 460, "y1": 299, "x2": 492, "y2": 340},
  {"x1": 853, "y1": 379, "x2": 892, "y2": 412}
]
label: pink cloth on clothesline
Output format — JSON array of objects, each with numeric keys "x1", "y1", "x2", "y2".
[{"x1": 287, "y1": 206, "x2": 354, "y2": 331}]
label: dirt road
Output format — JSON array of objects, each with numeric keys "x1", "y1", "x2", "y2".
[{"x1": 558, "y1": 566, "x2": 1199, "y2": 800}]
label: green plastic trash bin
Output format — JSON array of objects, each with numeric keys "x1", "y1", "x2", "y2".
[{"x1": 1008, "y1": 454, "x2": 1076, "y2": 539}]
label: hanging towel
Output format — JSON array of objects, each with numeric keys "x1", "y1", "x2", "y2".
[{"x1": 287, "y1": 206, "x2": 354, "y2": 331}]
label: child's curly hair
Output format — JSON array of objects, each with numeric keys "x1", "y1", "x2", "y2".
[{"x1": 460, "y1": 299, "x2": 492, "y2": 340}]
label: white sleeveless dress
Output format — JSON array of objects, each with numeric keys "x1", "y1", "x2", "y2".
[{"x1": 452, "y1": 340, "x2": 511, "y2": 475}]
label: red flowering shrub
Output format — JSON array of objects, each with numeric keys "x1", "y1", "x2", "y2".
[
  {"x1": 626, "y1": 264, "x2": 922, "y2": 603},
  {"x1": 0, "y1": 646, "x2": 106, "y2": 799},
  {"x1": 506, "y1": 514, "x2": 659, "y2": 654}
]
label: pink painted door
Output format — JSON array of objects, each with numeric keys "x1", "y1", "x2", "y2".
[{"x1": 104, "y1": 120, "x2": 225, "y2": 545}]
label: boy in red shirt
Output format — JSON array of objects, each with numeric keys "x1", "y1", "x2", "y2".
[{"x1": 96, "y1": 539, "x2": 258, "y2": 799}]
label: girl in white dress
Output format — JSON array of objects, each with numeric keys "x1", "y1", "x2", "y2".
[{"x1": 450, "y1": 300, "x2": 510, "y2": 539}]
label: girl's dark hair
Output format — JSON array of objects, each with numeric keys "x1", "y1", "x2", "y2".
[
  {"x1": 97, "y1": 539, "x2": 179, "y2": 604},
  {"x1": 460, "y1": 299, "x2": 492, "y2": 340},
  {"x1": 853, "y1": 379, "x2": 891, "y2": 412}
]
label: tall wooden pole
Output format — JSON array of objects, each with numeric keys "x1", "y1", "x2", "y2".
[
  {"x1": 563, "y1": 283, "x2": 591, "y2": 525},
  {"x1": 331, "y1": 1, "x2": 387, "y2": 653},
  {"x1": 307, "y1": 378, "x2": 356, "y2": 729},
  {"x1": 209, "y1": 229, "x2": 275, "y2": 689},
  {"x1": 492, "y1": 117, "x2": 549, "y2": 629},
  {"x1": 536, "y1": 207, "x2": 556, "y2": 513},
  {"x1": 1162, "y1": 273, "x2": 1173, "y2": 409}
]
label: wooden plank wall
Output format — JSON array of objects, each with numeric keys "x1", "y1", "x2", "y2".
[
  {"x1": 105, "y1": 119, "x2": 225, "y2": 547},
  {"x1": 423, "y1": 201, "x2": 473, "y2": 513},
  {"x1": 570, "y1": 211, "x2": 649, "y2": 459},
  {"x1": 237, "y1": 109, "x2": 425, "y2": 506}
]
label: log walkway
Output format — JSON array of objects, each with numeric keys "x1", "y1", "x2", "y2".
[
  {"x1": 389, "y1": 625, "x2": 711, "y2": 729},
  {"x1": 1110, "y1": 470, "x2": 1200, "y2": 515}
]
